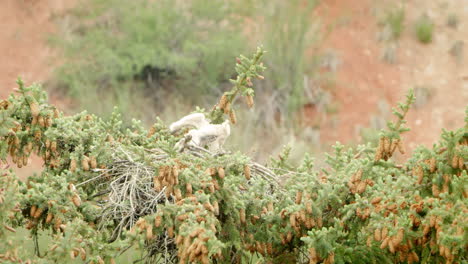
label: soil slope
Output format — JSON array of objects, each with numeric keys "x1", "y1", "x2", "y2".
[{"x1": 314, "y1": 0, "x2": 467, "y2": 152}]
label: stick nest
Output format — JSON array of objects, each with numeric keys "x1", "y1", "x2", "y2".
[{"x1": 82, "y1": 143, "x2": 282, "y2": 263}]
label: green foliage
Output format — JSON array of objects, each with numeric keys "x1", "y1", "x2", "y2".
[
  {"x1": 52, "y1": 0, "x2": 247, "y2": 118},
  {"x1": 52, "y1": 0, "x2": 322, "y2": 123},
  {"x1": 0, "y1": 165, "x2": 30, "y2": 262},
  {"x1": 359, "y1": 127, "x2": 380, "y2": 146},
  {"x1": 1, "y1": 49, "x2": 467, "y2": 264},
  {"x1": 414, "y1": 14, "x2": 434, "y2": 44},
  {"x1": 209, "y1": 46, "x2": 266, "y2": 124},
  {"x1": 383, "y1": 7, "x2": 405, "y2": 40},
  {"x1": 257, "y1": 0, "x2": 320, "y2": 114}
]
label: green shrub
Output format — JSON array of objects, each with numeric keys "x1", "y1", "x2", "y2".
[
  {"x1": 414, "y1": 14, "x2": 434, "y2": 44},
  {"x1": 383, "y1": 7, "x2": 405, "y2": 40},
  {"x1": 51, "y1": 0, "x2": 325, "y2": 126},
  {"x1": 1, "y1": 48, "x2": 467, "y2": 264},
  {"x1": 51, "y1": 0, "x2": 247, "y2": 118},
  {"x1": 257, "y1": 0, "x2": 320, "y2": 114}
]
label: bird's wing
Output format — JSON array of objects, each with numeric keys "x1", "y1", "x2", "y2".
[{"x1": 169, "y1": 113, "x2": 209, "y2": 132}]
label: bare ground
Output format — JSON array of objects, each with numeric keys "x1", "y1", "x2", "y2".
[{"x1": 312, "y1": 0, "x2": 467, "y2": 153}]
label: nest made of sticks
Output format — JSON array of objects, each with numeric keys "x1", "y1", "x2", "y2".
[{"x1": 80, "y1": 143, "x2": 283, "y2": 263}]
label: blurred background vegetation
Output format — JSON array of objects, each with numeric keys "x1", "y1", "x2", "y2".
[
  {"x1": 3, "y1": 0, "x2": 466, "y2": 165},
  {"x1": 48, "y1": 0, "x2": 326, "y2": 163}
]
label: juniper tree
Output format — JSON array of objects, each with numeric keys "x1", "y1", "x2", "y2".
[{"x1": 0, "y1": 47, "x2": 466, "y2": 264}]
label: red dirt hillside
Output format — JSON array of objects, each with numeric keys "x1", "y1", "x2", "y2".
[{"x1": 313, "y1": 0, "x2": 467, "y2": 151}]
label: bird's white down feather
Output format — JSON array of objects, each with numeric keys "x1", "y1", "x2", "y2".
[
  {"x1": 170, "y1": 114, "x2": 230, "y2": 152},
  {"x1": 169, "y1": 113, "x2": 210, "y2": 133}
]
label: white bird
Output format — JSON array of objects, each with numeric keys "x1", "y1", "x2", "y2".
[
  {"x1": 169, "y1": 113, "x2": 210, "y2": 133},
  {"x1": 171, "y1": 114, "x2": 230, "y2": 152}
]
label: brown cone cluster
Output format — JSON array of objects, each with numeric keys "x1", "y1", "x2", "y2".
[{"x1": 375, "y1": 137, "x2": 404, "y2": 161}]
